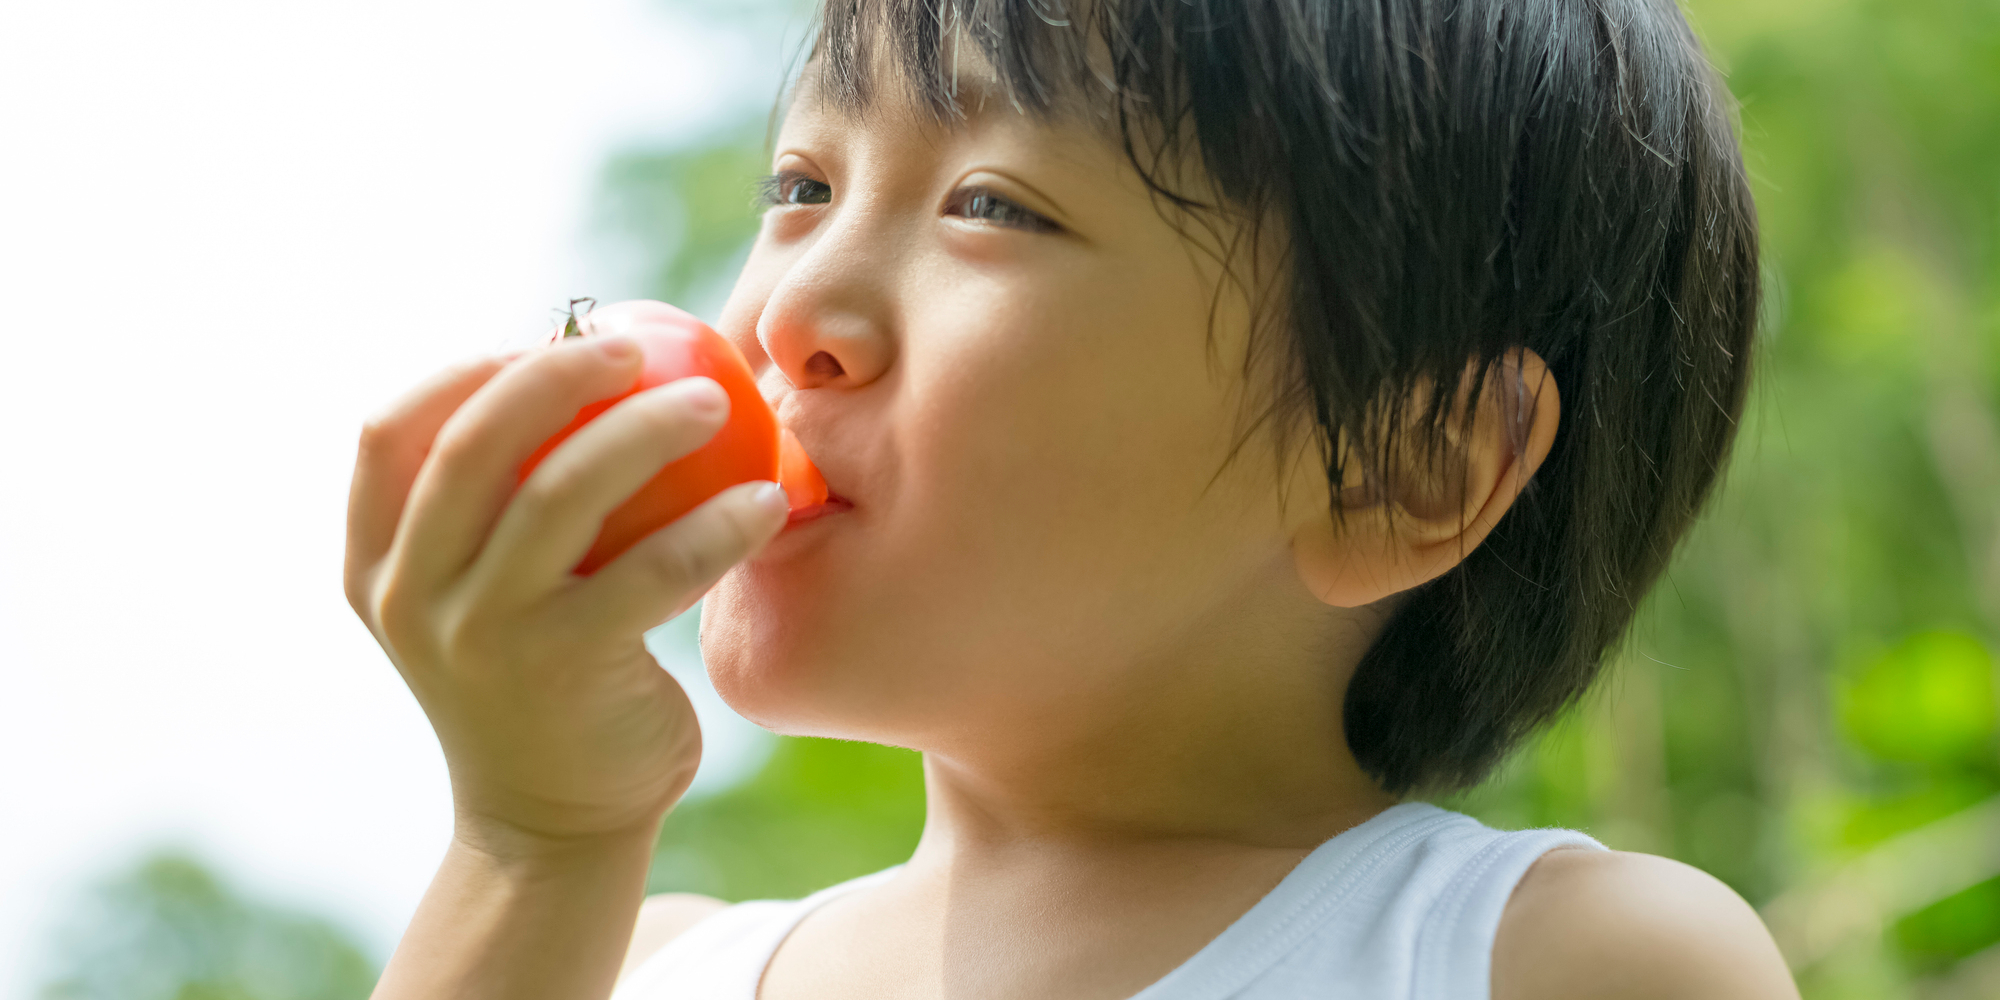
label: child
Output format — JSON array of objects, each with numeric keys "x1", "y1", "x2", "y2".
[{"x1": 343, "y1": 0, "x2": 1797, "y2": 996}]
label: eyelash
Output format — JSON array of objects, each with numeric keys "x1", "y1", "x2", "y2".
[
  {"x1": 756, "y1": 171, "x2": 831, "y2": 208},
  {"x1": 945, "y1": 187, "x2": 1061, "y2": 233},
  {"x1": 755, "y1": 172, "x2": 1061, "y2": 234}
]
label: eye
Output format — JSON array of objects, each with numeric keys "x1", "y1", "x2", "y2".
[
  {"x1": 945, "y1": 186, "x2": 1061, "y2": 233},
  {"x1": 757, "y1": 171, "x2": 832, "y2": 208}
]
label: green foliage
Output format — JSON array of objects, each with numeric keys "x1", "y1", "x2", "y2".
[
  {"x1": 38, "y1": 851, "x2": 378, "y2": 1000},
  {"x1": 649, "y1": 737, "x2": 926, "y2": 901},
  {"x1": 597, "y1": 131, "x2": 774, "y2": 317},
  {"x1": 1895, "y1": 876, "x2": 2000, "y2": 973},
  {"x1": 1839, "y1": 631, "x2": 1997, "y2": 766}
]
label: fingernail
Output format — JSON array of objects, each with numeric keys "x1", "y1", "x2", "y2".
[
  {"x1": 751, "y1": 481, "x2": 788, "y2": 515},
  {"x1": 596, "y1": 336, "x2": 640, "y2": 362},
  {"x1": 678, "y1": 377, "x2": 728, "y2": 417}
]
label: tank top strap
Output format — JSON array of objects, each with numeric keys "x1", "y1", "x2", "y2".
[
  {"x1": 1409, "y1": 826, "x2": 1606, "y2": 1000},
  {"x1": 1121, "y1": 803, "x2": 1605, "y2": 1000},
  {"x1": 611, "y1": 865, "x2": 903, "y2": 1000}
]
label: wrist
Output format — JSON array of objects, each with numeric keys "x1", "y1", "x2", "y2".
[
  {"x1": 450, "y1": 811, "x2": 664, "y2": 874},
  {"x1": 375, "y1": 811, "x2": 661, "y2": 999}
]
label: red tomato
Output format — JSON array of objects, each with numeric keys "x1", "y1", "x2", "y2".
[{"x1": 517, "y1": 300, "x2": 797, "y2": 576}]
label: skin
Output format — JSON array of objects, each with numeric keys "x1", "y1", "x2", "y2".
[{"x1": 344, "y1": 51, "x2": 1798, "y2": 1000}]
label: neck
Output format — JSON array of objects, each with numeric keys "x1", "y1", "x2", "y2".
[{"x1": 901, "y1": 598, "x2": 1398, "y2": 879}]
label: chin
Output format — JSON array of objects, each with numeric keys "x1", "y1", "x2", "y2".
[
  {"x1": 698, "y1": 564, "x2": 895, "y2": 742},
  {"x1": 697, "y1": 526, "x2": 1053, "y2": 753}
]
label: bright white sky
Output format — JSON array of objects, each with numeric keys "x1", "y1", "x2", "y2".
[{"x1": 0, "y1": 0, "x2": 791, "y2": 989}]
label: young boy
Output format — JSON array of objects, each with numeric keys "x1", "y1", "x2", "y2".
[{"x1": 342, "y1": 0, "x2": 1797, "y2": 997}]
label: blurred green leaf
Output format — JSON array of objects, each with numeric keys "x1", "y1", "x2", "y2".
[
  {"x1": 596, "y1": 129, "x2": 773, "y2": 318},
  {"x1": 647, "y1": 736, "x2": 926, "y2": 901},
  {"x1": 1808, "y1": 247, "x2": 1936, "y2": 377},
  {"x1": 1839, "y1": 631, "x2": 1997, "y2": 766},
  {"x1": 38, "y1": 851, "x2": 378, "y2": 1000},
  {"x1": 1895, "y1": 876, "x2": 2000, "y2": 973}
]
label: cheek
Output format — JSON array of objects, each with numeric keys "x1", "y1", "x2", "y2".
[
  {"x1": 908, "y1": 277, "x2": 1267, "y2": 625},
  {"x1": 700, "y1": 246, "x2": 1283, "y2": 741}
]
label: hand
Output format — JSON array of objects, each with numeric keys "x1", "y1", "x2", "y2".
[{"x1": 343, "y1": 335, "x2": 789, "y2": 854}]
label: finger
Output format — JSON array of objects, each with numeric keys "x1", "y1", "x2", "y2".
[
  {"x1": 474, "y1": 376, "x2": 732, "y2": 593},
  {"x1": 554, "y1": 480, "x2": 789, "y2": 637},
  {"x1": 391, "y1": 335, "x2": 644, "y2": 597},
  {"x1": 345, "y1": 350, "x2": 525, "y2": 614}
]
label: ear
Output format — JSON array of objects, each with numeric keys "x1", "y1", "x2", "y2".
[{"x1": 1289, "y1": 348, "x2": 1561, "y2": 609}]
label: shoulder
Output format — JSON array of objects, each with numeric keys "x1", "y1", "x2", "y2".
[
  {"x1": 617, "y1": 892, "x2": 731, "y2": 983},
  {"x1": 1490, "y1": 848, "x2": 1799, "y2": 1000}
]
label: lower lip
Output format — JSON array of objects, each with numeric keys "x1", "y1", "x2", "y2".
[{"x1": 785, "y1": 497, "x2": 854, "y2": 528}]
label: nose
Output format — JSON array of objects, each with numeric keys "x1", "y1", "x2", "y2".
[{"x1": 755, "y1": 218, "x2": 899, "y2": 392}]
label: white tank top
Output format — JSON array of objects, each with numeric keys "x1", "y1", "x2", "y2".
[{"x1": 612, "y1": 802, "x2": 1603, "y2": 1000}]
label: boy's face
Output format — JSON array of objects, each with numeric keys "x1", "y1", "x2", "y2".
[{"x1": 699, "y1": 65, "x2": 1345, "y2": 749}]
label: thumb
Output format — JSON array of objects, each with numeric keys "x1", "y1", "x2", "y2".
[{"x1": 560, "y1": 480, "x2": 789, "y2": 635}]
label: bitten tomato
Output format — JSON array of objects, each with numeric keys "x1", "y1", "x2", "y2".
[
  {"x1": 518, "y1": 300, "x2": 811, "y2": 576},
  {"x1": 778, "y1": 427, "x2": 828, "y2": 509}
]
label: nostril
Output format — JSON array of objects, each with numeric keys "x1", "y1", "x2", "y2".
[{"x1": 804, "y1": 350, "x2": 846, "y2": 381}]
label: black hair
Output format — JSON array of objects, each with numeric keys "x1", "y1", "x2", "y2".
[{"x1": 802, "y1": 0, "x2": 1760, "y2": 794}]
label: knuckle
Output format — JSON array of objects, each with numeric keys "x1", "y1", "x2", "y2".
[
  {"x1": 513, "y1": 468, "x2": 570, "y2": 522},
  {"x1": 647, "y1": 501, "x2": 763, "y2": 592},
  {"x1": 373, "y1": 578, "x2": 423, "y2": 651},
  {"x1": 714, "y1": 505, "x2": 761, "y2": 554},
  {"x1": 343, "y1": 568, "x2": 374, "y2": 622},
  {"x1": 356, "y1": 415, "x2": 399, "y2": 461},
  {"x1": 554, "y1": 339, "x2": 611, "y2": 377},
  {"x1": 433, "y1": 595, "x2": 484, "y2": 664},
  {"x1": 422, "y1": 421, "x2": 472, "y2": 477},
  {"x1": 630, "y1": 394, "x2": 702, "y2": 448},
  {"x1": 630, "y1": 392, "x2": 681, "y2": 431},
  {"x1": 431, "y1": 588, "x2": 519, "y2": 681}
]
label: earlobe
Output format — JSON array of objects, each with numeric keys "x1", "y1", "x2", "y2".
[
  {"x1": 1289, "y1": 348, "x2": 1561, "y2": 609},
  {"x1": 1292, "y1": 511, "x2": 1416, "y2": 609}
]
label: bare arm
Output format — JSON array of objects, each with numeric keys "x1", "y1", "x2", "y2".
[
  {"x1": 1493, "y1": 849, "x2": 1800, "y2": 1000},
  {"x1": 377, "y1": 828, "x2": 658, "y2": 999}
]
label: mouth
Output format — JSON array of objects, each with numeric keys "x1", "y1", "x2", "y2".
[{"x1": 784, "y1": 489, "x2": 854, "y2": 528}]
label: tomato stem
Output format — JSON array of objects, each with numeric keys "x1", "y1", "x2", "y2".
[{"x1": 559, "y1": 296, "x2": 598, "y2": 339}]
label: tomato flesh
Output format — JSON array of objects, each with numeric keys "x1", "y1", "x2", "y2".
[
  {"x1": 778, "y1": 428, "x2": 829, "y2": 509},
  {"x1": 517, "y1": 301, "x2": 801, "y2": 576}
]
